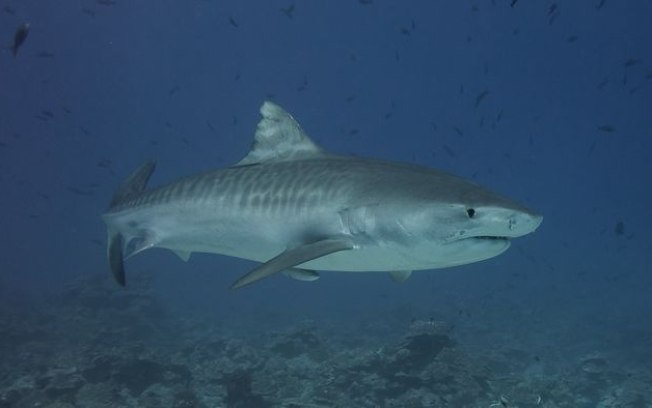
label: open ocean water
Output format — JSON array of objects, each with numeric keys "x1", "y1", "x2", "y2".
[{"x1": 1, "y1": 1, "x2": 651, "y2": 407}]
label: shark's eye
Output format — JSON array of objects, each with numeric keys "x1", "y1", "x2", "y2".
[{"x1": 466, "y1": 208, "x2": 476, "y2": 218}]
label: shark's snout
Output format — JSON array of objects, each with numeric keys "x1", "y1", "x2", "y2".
[{"x1": 509, "y1": 212, "x2": 543, "y2": 237}]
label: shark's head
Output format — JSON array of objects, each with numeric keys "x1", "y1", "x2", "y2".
[{"x1": 391, "y1": 178, "x2": 543, "y2": 268}]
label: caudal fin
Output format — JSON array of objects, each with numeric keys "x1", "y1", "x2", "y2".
[
  {"x1": 108, "y1": 232, "x2": 126, "y2": 286},
  {"x1": 106, "y1": 161, "x2": 156, "y2": 286}
]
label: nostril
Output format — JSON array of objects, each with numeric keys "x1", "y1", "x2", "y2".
[{"x1": 466, "y1": 208, "x2": 476, "y2": 218}]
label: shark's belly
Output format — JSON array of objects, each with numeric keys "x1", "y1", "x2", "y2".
[{"x1": 155, "y1": 213, "x2": 508, "y2": 273}]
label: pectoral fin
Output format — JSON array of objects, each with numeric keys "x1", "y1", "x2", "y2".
[
  {"x1": 283, "y1": 268, "x2": 320, "y2": 282},
  {"x1": 231, "y1": 238, "x2": 355, "y2": 289},
  {"x1": 389, "y1": 270, "x2": 412, "y2": 283},
  {"x1": 172, "y1": 249, "x2": 192, "y2": 262}
]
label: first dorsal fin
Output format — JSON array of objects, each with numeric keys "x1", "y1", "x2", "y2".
[
  {"x1": 109, "y1": 161, "x2": 156, "y2": 209},
  {"x1": 236, "y1": 101, "x2": 324, "y2": 166}
]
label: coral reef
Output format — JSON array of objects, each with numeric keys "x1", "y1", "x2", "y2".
[{"x1": 1, "y1": 274, "x2": 651, "y2": 407}]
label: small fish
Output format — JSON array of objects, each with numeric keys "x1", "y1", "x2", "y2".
[
  {"x1": 614, "y1": 220, "x2": 624, "y2": 235},
  {"x1": 36, "y1": 51, "x2": 55, "y2": 58},
  {"x1": 442, "y1": 145, "x2": 457, "y2": 158},
  {"x1": 474, "y1": 90, "x2": 489, "y2": 108},
  {"x1": 624, "y1": 58, "x2": 642, "y2": 67},
  {"x1": 3, "y1": 6, "x2": 16, "y2": 15},
  {"x1": 596, "y1": 0, "x2": 607, "y2": 10},
  {"x1": 67, "y1": 186, "x2": 95, "y2": 197},
  {"x1": 547, "y1": 3, "x2": 559, "y2": 25},
  {"x1": 296, "y1": 77, "x2": 308, "y2": 92},
  {"x1": 597, "y1": 124, "x2": 615, "y2": 133},
  {"x1": 206, "y1": 120, "x2": 216, "y2": 134},
  {"x1": 10, "y1": 23, "x2": 30, "y2": 57},
  {"x1": 510, "y1": 0, "x2": 518, "y2": 7},
  {"x1": 588, "y1": 140, "x2": 598, "y2": 154},
  {"x1": 280, "y1": 4, "x2": 295, "y2": 19},
  {"x1": 81, "y1": 8, "x2": 96, "y2": 17},
  {"x1": 98, "y1": 159, "x2": 112, "y2": 169},
  {"x1": 228, "y1": 16, "x2": 239, "y2": 28},
  {"x1": 566, "y1": 35, "x2": 578, "y2": 43}
]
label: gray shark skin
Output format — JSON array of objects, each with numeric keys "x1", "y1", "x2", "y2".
[{"x1": 102, "y1": 102, "x2": 542, "y2": 289}]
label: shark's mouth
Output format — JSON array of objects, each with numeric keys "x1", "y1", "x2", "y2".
[{"x1": 473, "y1": 236, "x2": 510, "y2": 241}]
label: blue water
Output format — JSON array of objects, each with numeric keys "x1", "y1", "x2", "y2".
[{"x1": 1, "y1": 1, "x2": 651, "y2": 406}]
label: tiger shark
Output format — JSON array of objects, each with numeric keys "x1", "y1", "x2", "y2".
[{"x1": 102, "y1": 101, "x2": 542, "y2": 289}]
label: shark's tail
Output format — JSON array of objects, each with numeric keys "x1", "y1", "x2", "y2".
[{"x1": 107, "y1": 161, "x2": 156, "y2": 286}]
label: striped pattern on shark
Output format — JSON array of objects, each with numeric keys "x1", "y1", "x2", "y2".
[{"x1": 102, "y1": 102, "x2": 542, "y2": 289}]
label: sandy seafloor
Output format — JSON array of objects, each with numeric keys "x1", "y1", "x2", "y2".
[{"x1": 1, "y1": 272, "x2": 651, "y2": 408}]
